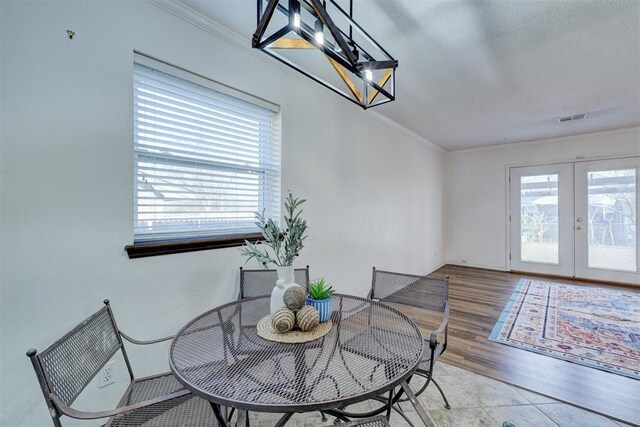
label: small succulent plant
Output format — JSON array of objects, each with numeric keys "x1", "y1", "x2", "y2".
[{"x1": 307, "y1": 278, "x2": 333, "y2": 300}]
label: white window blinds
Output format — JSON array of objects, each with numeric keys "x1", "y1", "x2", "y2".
[{"x1": 133, "y1": 56, "x2": 281, "y2": 241}]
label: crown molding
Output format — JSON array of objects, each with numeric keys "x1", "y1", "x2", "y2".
[
  {"x1": 149, "y1": 0, "x2": 250, "y2": 55},
  {"x1": 366, "y1": 110, "x2": 444, "y2": 152},
  {"x1": 449, "y1": 125, "x2": 640, "y2": 154},
  {"x1": 147, "y1": 0, "x2": 445, "y2": 153}
]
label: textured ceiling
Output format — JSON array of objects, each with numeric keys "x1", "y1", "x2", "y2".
[{"x1": 181, "y1": 0, "x2": 640, "y2": 151}]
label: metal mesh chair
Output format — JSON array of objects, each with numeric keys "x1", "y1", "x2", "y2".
[
  {"x1": 27, "y1": 300, "x2": 218, "y2": 427},
  {"x1": 370, "y1": 267, "x2": 451, "y2": 409},
  {"x1": 238, "y1": 265, "x2": 310, "y2": 299}
]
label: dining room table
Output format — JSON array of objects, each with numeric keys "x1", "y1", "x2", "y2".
[{"x1": 169, "y1": 293, "x2": 435, "y2": 426}]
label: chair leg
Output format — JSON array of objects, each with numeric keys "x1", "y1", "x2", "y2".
[
  {"x1": 431, "y1": 377, "x2": 451, "y2": 409},
  {"x1": 412, "y1": 373, "x2": 432, "y2": 397},
  {"x1": 274, "y1": 413, "x2": 292, "y2": 427},
  {"x1": 209, "y1": 402, "x2": 229, "y2": 426},
  {"x1": 227, "y1": 407, "x2": 236, "y2": 422},
  {"x1": 409, "y1": 372, "x2": 451, "y2": 410},
  {"x1": 237, "y1": 409, "x2": 250, "y2": 427}
]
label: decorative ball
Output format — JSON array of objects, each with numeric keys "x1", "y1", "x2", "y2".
[
  {"x1": 283, "y1": 285, "x2": 306, "y2": 311},
  {"x1": 271, "y1": 307, "x2": 295, "y2": 333},
  {"x1": 296, "y1": 305, "x2": 320, "y2": 331}
]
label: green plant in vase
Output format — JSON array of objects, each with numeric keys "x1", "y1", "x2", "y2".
[
  {"x1": 240, "y1": 192, "x2": 308, "y2": 314},
  {"x1": 306, "y1": 278, "x2": 333, "y2": 323},
  {"x1": 240, "y1": 192, "x2": 308, "y2": 267}
]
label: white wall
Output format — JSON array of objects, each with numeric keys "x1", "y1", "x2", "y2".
[
  {"x1": 446, "y1": 127, "x2": 640, "y2": 270},
  {"x1": 0, "y1": 1, "x2": 445, "y2": 425}
]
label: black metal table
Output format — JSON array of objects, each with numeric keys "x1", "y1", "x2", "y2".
[{"x1": 169, "y1": 294, "x2": 434, "y2": 426}]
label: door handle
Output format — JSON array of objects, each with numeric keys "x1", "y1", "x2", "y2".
[
  {"x1": 576, "y1": 225, "x2": 583, "y2": 230},
  {"x1": 576, "y1": 217, "x2": 583, "y2": 222}
]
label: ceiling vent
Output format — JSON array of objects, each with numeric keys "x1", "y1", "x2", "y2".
[{"x1": 558, "y1": 113, "x2": 587, "y2": 123}]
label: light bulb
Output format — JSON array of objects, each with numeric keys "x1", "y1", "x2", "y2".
[
  {"x1": 364, "y1": 69, "x2": 373, "y2": 81},
  {"x1": 291, "y1": 0, "x2": 301, "y2": 29},
  {"x1": 314, "y1": 19, "x2": 324, "y2": 45}
]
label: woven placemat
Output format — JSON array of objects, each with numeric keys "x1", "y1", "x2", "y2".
[{"x1": 257, "y1": 315, "x2": 333, "y2": 343}]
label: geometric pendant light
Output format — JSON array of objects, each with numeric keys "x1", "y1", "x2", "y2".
[{"x1": 252, "y1": 0, "x2": 398, "y2": 109}]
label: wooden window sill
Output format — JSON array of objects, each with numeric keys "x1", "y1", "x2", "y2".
[{"x1": 125, "y1": 233, "x2": 264, "y2": 259}]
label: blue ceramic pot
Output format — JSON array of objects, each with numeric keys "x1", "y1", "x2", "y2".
[{"x1": 305, "y1": 296, "x2": 332, "y2": 323}]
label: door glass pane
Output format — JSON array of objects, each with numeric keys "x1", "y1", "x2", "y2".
[
  {"x1": 587, "y1": 169, "x2": 637, "y2": 271},
  {"x1": 520, "y1": 174, "x2": 559, "y2": 264}
]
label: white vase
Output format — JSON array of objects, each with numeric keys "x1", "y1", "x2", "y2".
[{"x1": 270, "y1": 265, "x2": 296, "y2": 314}]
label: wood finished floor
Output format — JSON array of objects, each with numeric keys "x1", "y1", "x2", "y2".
[{"x1": 391, "y1": 265, "x2": 640, "y2": 426}]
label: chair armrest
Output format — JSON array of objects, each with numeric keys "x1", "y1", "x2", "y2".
[
  {"x1": 50, "y1": 389, "x2": 190, "y2": 420},
  {"x1": 119, "y1": 330, "x2": 174, "y2": 345},
  {"x1": 429, "y1": 302, "x2": 449, "y2": 350}
]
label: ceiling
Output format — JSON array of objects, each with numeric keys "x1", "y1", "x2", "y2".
[{"x1": 181, "y1": 0, "x2": 640, "y2": 151}]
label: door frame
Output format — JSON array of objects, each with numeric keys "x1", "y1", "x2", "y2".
[
  {"x1": 509, "y1": 163, "x2": 574, "y2": 277},
  {"x1": 505, "y1": 154, "x2": 640, "y2": 285},
  {"x1": 574, "y1": 157, "x2": 640, "y2": 284}
]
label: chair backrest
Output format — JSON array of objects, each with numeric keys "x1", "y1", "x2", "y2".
[
  {"x1": 27, "y1": 301, "x2": 128, "y2": 420},
  {"x1": 239, "y1": 266, "x2": 310, "y2": 299},
  {"x1": 371, "y1": 268, "x2": 448, "y2": 312}
]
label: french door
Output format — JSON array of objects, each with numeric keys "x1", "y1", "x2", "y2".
[
  {"x1": 510, "y1": 157, "x2": 640, "y2": 285},
  {"x1": 510, "y1": 163, "x2": 574, "y2": 276},
  {"x1": 575, "y1": 158, "x2": 639, "y2": 283}
]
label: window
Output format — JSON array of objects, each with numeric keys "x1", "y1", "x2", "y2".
[{"x1": 132, "y1": 55, "x2": 280, "y2": 249}]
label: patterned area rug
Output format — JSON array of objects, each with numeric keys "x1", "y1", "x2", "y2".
[{"x1": 489, "y1": 279, "x2": 640, "y2": 380}]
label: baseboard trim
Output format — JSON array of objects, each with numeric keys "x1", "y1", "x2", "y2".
[
  {"x1": 445, "y1": 261, "x2": 508, "y2": 271},
  {"x1": 421, "y1": 260, "x2": 447, "y2": 276}
]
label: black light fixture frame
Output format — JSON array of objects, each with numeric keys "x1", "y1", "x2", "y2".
[{"x1": 252, "y1": 0, "x2": 398, "y2": 109}]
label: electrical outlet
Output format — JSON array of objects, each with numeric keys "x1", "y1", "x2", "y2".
[{"x1": 99, "y1": 361, "x2": 116, "y2": 388}]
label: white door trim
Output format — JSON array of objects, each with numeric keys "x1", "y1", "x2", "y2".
[
  {"x1": 574, "y1": 157, "x2": 640, "y2": 284},
  {"x1": 509, "y1": 163, "x2": 574, "y2": 277},
  {"x1": 504, "y1": 154, "x2": 638, "y2": 272}
]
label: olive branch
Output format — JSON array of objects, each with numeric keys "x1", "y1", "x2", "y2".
[{"x1": 240, "y1": 192, "x2": 308, "y2": 267}]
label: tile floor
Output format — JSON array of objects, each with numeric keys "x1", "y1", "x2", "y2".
[{"x1": 247, "y1": 362, "x2": 631, "y2": 426}]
